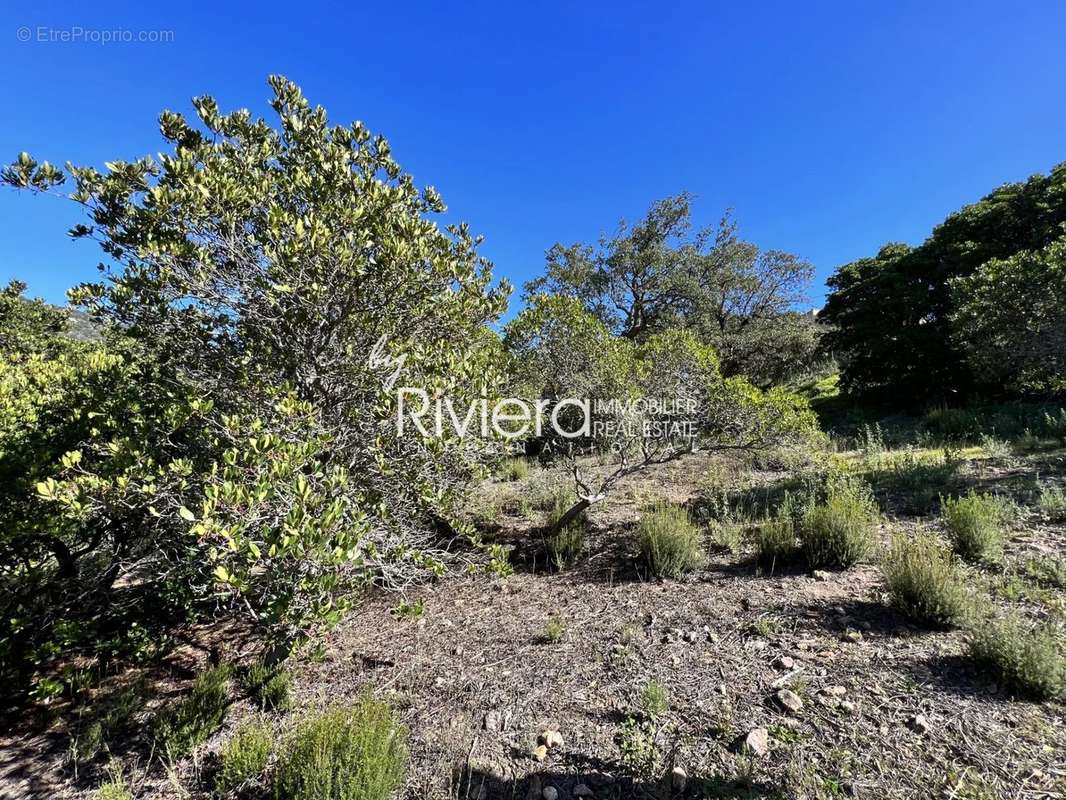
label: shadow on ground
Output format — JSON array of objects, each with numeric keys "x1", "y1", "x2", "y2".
[{"x1": 454, "y1": 762, "x2": 784, "y2": 800}]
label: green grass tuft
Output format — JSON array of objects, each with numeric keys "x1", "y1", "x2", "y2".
[
  {"x1": 245, "y1": 660, "x2": 293, "y2": 712},
  {"x1": 153, "y1": 663, "x2": 232, "y2": 759},
  {"x1": 500, "y1": 456, "x2": 529, "y2": 481},
  {"x1": 547, "y1": 522, "x2": 586, "y2": 570},
  {"x1": 799, "y1": 477, "x2": 878, "y2": 569}
]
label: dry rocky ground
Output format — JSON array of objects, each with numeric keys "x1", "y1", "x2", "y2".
[{"x1": 2, "y1": 446, "x2": 1064, "y2": 800}]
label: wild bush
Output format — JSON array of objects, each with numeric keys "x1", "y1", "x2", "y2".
[
  {"x1": 755, "y1": 517, "x2": 798, "y2": 570},
  {"x1": 639, "y1": 679, "x2": 669, "y2": 720},
  {"x1": 73, "y1": 676, "x2": 150, "y2": 762},
  {"x1": 500, "y1": 457, "x2": 529, "y2": 481},
  {"x1": 154, "y1": 663, "x2": 232, "y2": 758},
  {"x1": 1038, "y1": 484, "x2": 1066, "y2": 522},
  {"x1": 637, "y1": 502, "x2": 706, "y2": 578},
  {"x1": 968, "y1": 615, "x2": 1065, "y2": 700},
  {"x1": 1044, "y1": 408, "x2": 1066, "y2": 444},
  {"x1": 710, "y1": 520, "x2": 745, "y2": 555},
  {"x1": 978, "y1": 433, "x2": 1013, "y2": 462},
  {"x1": 882, "y1": 534, "x2": 970, "y2": 628},
  {"x1": 3, "y1": 78, "x2": 513, "y2": 657},
  {"x1": 547, "y1": 522, "x2": 586, "y2": 570},
  {"x1": 799, "y1": 477, "x2": 878, "y2": 569},
  {"x1": 273, "y1": 696, "x2": 407, "y2": 800},
  {"x1": 216, "y1": 719, "x2": 274, "y2": 793},
  {"x1": 941, "y1": 491, "x2": 1006, "y2": 564},
  {"x1": 95, "y1": 778, "x2": 132, "y2": 800},
  {"x1": 544, "y1": 616, "x2": 564, "y2": 644},
  {"x1": 1022, "y1": 555, "x2": 1066, "y2": 589},
  {"x1": 244, "y1": 661, "x2": 293, "y2": 713}
]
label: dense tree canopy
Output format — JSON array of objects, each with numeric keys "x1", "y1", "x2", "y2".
[
  {"x1": 951, "y1": 231, "x2": 1066, "y2": 395},
  {"x1": 822, "y1": 162, "x2": 1066, "y2": 403}
]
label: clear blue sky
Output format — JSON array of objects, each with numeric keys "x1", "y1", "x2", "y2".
[{"x1": 2, "y1": 0, "x2": 1065, "y2": 315}]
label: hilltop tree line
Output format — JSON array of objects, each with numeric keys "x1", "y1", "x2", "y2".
[{"x1": 0, "y1": 77, "x2": 1063, "y2": 699}]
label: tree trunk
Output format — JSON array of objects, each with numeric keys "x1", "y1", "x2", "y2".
[{"x1": 550, "y1": 497, "x2": 594, "y2": 535}]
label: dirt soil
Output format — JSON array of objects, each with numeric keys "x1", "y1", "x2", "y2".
[{"x1": 2, "y1": 450, "x2": 1064, "y2": 800}]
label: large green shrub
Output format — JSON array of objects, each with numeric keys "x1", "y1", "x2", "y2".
[
  {"x1": 2, "y1": 77, "x2": 515, "y2": 661},
  {"x1": 882, "y1": 534, "x2": 970, "y2": 628},
  {"x1": 941, "y1": 491, "x2": 1006, "y2": 564},
  {"x1": 273, "y1": 696, "x2": 407, "y2": 800},
  {"x1": 637, "y1": 502, "x2": 706, "y2": 578},
  {"x1": 0, "y1": 301, "x2": 203, "y2": 688},
  {"x1": 799, "y1": 478, "x2": 878, "y2": 569}
]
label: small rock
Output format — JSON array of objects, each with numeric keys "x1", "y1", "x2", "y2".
[
  {"x1": 775, "y1": 688, "x2": 804, "y2": 713},
  {"x1": 532, "y1": 744, "x2": 548, "y2": 762},
  {"x1": 827, "y1": 685, "x2": 847, "y2": 697},
  {"x1": 539, "y1": 730, "x2": 564, "y2": 749},
  {"x1": 542, "y1": 788, "x2": 559, "y2": 800},
  {"x1": 773, "y1": 655, "x2": 795, "y2": 670},
  {"x1": 906, "y1": 714, "x2": 930, "y2": 735},
  {"x1": 813, "y1": 570, "x2": 832, "y2": 581},
  {"x1": 573, "y1": 784, "x2": 594, "y2": 798},
  {"x1": 842, "y1": 629, "x2": 863, "y2": 643},
  {"x1": 671, "y1": 766, "x2": 688, "y2": 792},
  {"x1": 734, "y1": 727, "x2": 770, "y2": 757}
]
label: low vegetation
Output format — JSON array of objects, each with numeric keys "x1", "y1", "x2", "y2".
[
  {"x1": 500, "y1": 456, "x2": 530, "y2": 481},
  {"x1": 244, "y1": 660, "x2": 293, "y2": 713},
  {"x1": 153, "y1": 663, "x2": 232, "y2": 759},
  {"x1": 1038, "y1": 483, "x2": 1066, "y2": 521},
  {"x1": 216, "y1": 719, "x2": 274, "y2": 793},
  {"x1": 882, "y1": 533, "x2": 971, "y2": 628},
  {"x1": 967, "y1": 615, "x2": 1065, "y2": 700},
  {"x1": 941, "y1": 491, "x2": 1007, "y2": 564},
  {"x1": 799, "y1": 477, "x2": 878, "y2": 569},
  {"x1": 273, "y1": 696, "x2": 407, "y2": 800},
  {"x1": 636, "y1": 502, "x2": 706, "y2": 578},
  {"x1": 0, "y1": 76, "x2": 1064, "y2": 800}
]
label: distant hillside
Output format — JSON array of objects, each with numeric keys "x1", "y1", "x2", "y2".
[{"x1": 64, "y1": 306, "x2": 102, "y2": 343}]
